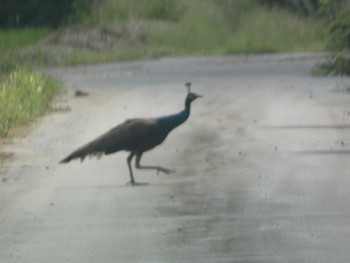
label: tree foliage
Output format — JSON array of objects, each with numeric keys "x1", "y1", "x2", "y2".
[
  {"x1": 322, "y1": 8, "x2": 350, "y2": 75},
  {"x1": 0, "y1": 0, "x2": 93, "y2": 28},
  {"x1": 257, "y1": 0, "x2": 345, "y2": 16},
  {"x1": 328, "y1": 10, "x2": 350, "y2": 51},
  {"x1": 321, "y1": 1, "x2": 349, "y2": 75},
  {"x1": 258, "y1": 0, "x2": 320, "y2": 15}
]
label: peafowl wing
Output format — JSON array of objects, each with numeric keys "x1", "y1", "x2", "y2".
[{"x1": 60, "y1": 118, "x2": 165, "y2": 163}]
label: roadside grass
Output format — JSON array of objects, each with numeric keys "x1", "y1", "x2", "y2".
[
  {"x1": 58, "y1": 0, "x2": 327, "y2": 64},
  {"x1": 0, "y1": 27, "x2": 51, "y2": 51},
  {"x1": 150, "y1": 0, "x2": 231, "y2": 55},
  {"x1": 0, "y1": 27, "x2": 63, "y2": 139},
  {"x1": 0, "y1": 2, "x2": 329, "y2": 68},
  {"x1": 0, "y1": 68, "x2": 63, "y2": 138},
  {"x1": 0, "y1": 27, "x2": 51, "y2": 72},
  {"x1": 7, "y1": 0, "x2": 325, "y2": 67},
  {"x1": 76, "y1": 0, "x2": 184, "y2": 25},
  {"x1": 226, "y1": 6, "x2": 326, "y2": 54}
]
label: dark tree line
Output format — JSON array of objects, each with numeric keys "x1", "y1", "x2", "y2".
[
  {"x1": 0, "y1": 0, "x2": 92, "y2": 28},
  {"x1": 258, "y1": 0, "x2": 320, "y2": 15},
  {"x1": 257, "y1": 0, "x2": 345, "y2": 16}
]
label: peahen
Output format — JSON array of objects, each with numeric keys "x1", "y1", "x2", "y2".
[{"x1": 59, "y1": 82, "x2": 202, "y2": 185}]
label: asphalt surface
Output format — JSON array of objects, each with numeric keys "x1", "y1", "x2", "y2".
[{"x1": 1, "y1": 54, "x2": 350, "y2": 262}]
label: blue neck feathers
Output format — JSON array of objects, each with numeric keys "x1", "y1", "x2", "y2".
[{"x1": 157, "y1": 103, "x2": 190, "y2": 133}]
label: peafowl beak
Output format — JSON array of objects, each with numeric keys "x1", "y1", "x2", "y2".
[
  {"x1": 187, "y1": 92, "x2": 202, "y2": 103},
  {"x1": 193, "y1": 93, "x2": 203, "y2": 99}
]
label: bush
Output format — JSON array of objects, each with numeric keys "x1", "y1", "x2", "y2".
[
  {"x1": 315, "y1": 56, "x2": 350, "y2": 76},
  {"x1": 315, "y1": 3, "x2": 350, "y2": 76},
  {"x1": 0, "y1": 68, "x2": 62, "y2": 137},
  {"x1": 328, "y1": 10, "x2": 350, "y2": 51}
]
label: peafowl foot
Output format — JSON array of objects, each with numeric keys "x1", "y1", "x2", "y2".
[
  {"x1": 135, "y1": 161, "x2": 175, "y2": 175},
  {"x1": 126, "y1": 180, "x2": 149, "y2": 186},
  {"x1": 157, "y1": 167, "x2": 175, "y2": 175}
]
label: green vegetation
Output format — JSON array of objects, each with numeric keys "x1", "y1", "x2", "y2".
[
  {"x1": 315, "y1": 56, "x2": 350, "y2": 76},
  {"x1": 315, "y1": 6, "x2": 350, "y2": 76},
  {"x1": 0, "y1": 0, "x2": 91, "y2": 28},
  {"x1": 0, "y1": 27, "x2": 50, "y2": 51},
  {"x1": 0, "y1": 27, "x2": 60, "y2": 139},
  {"x1": 0, "y1": 68, "x2": 63, "y2": 137},
  {"x1": 257, "y1": 0, "x2": 321, "y2": 15},
  {"x1": 315, "y1": 1, "x2": 350, "y2": 75},
  {"x1": 0, "y1": 29, "x2": 61, "y2": 139},
  {"x1": 1, "y1": 0, "x2": 335, "y2": 68},
  {"x1": 151, "y1": 1, "x2": 232, "y2": 55},
  {"x1": 76, "y1": 0, "x2": 184, "y2": 25},
  {"x1": 90, "y1": 0, "x2": 326, "y2": 54},
  {"x1": 48, "y1": 0, "x2": 327, "y2": 65},
  {"x1": 2, "y1": 0, "x2": 349, "y2": 66},
  {"x1": 0, "y1": 27, "x2": 51, "y2": 73},
  {"x1": 0, "y1": 0, "x2": 348, "y2": 139},
  {"x1": 226, "y1": 6, "x2": 325, "y2": 53}
]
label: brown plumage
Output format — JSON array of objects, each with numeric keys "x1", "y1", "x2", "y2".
[{"x1": 60, "y1": 83, "x2": 202, "y2": 185}]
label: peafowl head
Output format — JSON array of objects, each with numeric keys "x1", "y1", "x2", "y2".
[{"x1": 185, "y1": 82, "x2": 202, "y2": 106}]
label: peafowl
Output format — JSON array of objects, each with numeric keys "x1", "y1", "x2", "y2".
[{"x1": 59, "y1": 82, "x2": 202, "y2": 185}]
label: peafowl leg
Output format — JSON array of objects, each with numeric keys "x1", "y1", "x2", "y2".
[
  {"x1": 135, "y1": 152, "x2": 175, "y2": 175},
  {"x1": 127, "y1": 152, "x2": 135, "y2": 185}
]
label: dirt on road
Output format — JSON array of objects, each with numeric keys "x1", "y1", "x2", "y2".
[{"x1": 1, "y1": 54, "x2": 350, "y2": 263}]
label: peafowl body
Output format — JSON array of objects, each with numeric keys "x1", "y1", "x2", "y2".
[{"x1": 60, "y1": 83, "x2": 202, "y2": 185}]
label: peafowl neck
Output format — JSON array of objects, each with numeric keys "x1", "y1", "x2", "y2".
[{"x1": 157, "y1": 102, "x2": 191, "y2": 133}]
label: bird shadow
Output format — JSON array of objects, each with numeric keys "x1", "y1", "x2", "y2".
[
  {"x1": 127, "y1": 181, "x2": 149, "y2": 187},
  {"x1": 62, "y1": 181, "x2": 150, "y2": 190}
]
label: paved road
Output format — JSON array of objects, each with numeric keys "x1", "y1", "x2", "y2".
[{"x1": 1, "y1": 54, "x2": 350, "y2": 263}]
